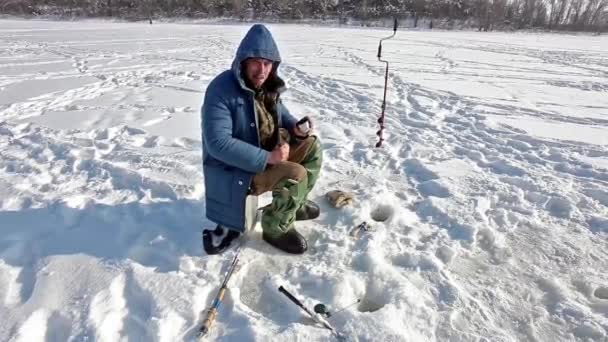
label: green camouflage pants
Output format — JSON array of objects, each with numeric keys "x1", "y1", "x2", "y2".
[{"x1": 251, "y1": 129, "x2": 322, "y2": 238}]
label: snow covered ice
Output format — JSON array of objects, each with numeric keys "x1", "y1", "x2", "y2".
[{"x1": 1, "y1": 18, "x2": 607, "y2": 341}]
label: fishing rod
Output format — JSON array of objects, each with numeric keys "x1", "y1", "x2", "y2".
[
  {"x1": 278, "y1": 286, "x2": 347, "y2": 341},
  {"x1": 197, "y1": 243, "x2": 243, "y2": 338},
  {"x1": 376, "y1": 18, "x2": 398, "y2": 148}
]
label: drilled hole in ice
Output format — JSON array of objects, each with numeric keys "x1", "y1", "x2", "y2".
[
  {"x1": 357, "y1": 297, "x2": 386, "y2": 313},
  {"x1": 594, "y1": 286, "x2": 608, "y2": 300},
  {"x1": 371, "y1": 204, "x2": 394, "y2": 222}
]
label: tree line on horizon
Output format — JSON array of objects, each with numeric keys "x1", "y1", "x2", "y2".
[{"x1": 1, "y1": 0, "x2": 606, "y2": 32}]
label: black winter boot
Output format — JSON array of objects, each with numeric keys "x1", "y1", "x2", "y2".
[
  {"x1": 262, "y1": 227, "x2": 308, "y2": 254},
  {"x1": 202, "y1": 225, "x2": 241, "y2": 255},
  {"x1": 295, "y1": 200, "x2": 320, "y2": 221}
]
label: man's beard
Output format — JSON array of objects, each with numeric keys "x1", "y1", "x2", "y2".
[
  {"x1": 252, "y1": 77, "x2": 265, "y2": 87},
  {"x1": 243, "y1": 73, "x2": 266, "y2": 90}
]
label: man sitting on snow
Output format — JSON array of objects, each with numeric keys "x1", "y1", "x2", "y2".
[{"x1": 201, "y1": 24, "x2": 323, "y2": 254}]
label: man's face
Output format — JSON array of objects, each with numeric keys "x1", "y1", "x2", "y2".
[{"x1": 243, "y1": 57, "x2": 273, "y2": 89}]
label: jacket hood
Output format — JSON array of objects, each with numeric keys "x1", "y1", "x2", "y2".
[{"x1": 232, "y1": 24, "x2": 284, "y2": 93}]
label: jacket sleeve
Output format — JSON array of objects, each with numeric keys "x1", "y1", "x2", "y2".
[
  {"x1": 202, "y1": 88, "x2": 269, "y2": 173},
  {"x1": 279, "y1": 99, "x2": 298, "y2": 133}
]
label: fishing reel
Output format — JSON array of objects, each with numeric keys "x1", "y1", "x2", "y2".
[
  {"x1": 349, "y1": 221, "x2": 374, "y2": 239},
  {"x1": 314, "y1": 303, "x2": 332, "y2": 317},
  {"x1": 313, "y1": 299, "x2": 361, "y2": 318}
]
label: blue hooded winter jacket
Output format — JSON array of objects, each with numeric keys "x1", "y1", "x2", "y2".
[{"x1": 201, "y1": 24, "x2": 298, "y2": 232}]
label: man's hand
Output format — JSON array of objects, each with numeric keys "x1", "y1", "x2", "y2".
[
  {"x1": 294, "y1": 116, "x2": 314, "y2": 138},
  {"x1": 268, "y1": 143, "x2": 290, "y2": 164}
]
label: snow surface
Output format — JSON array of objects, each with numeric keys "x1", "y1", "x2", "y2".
[{"x1": 1, "y1": 19, "x2": 608, "y2": 342}]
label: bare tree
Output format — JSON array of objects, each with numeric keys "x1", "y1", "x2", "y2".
[
  {"x1": 553, "y1": 0, "x2": 570, "y2": 26},
  {"x1": 589, "y1": 0, "x2": 608, "y2": 26},
  {"x1": 570, "y1": 0, "x2": 584, "y2": 26}
]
